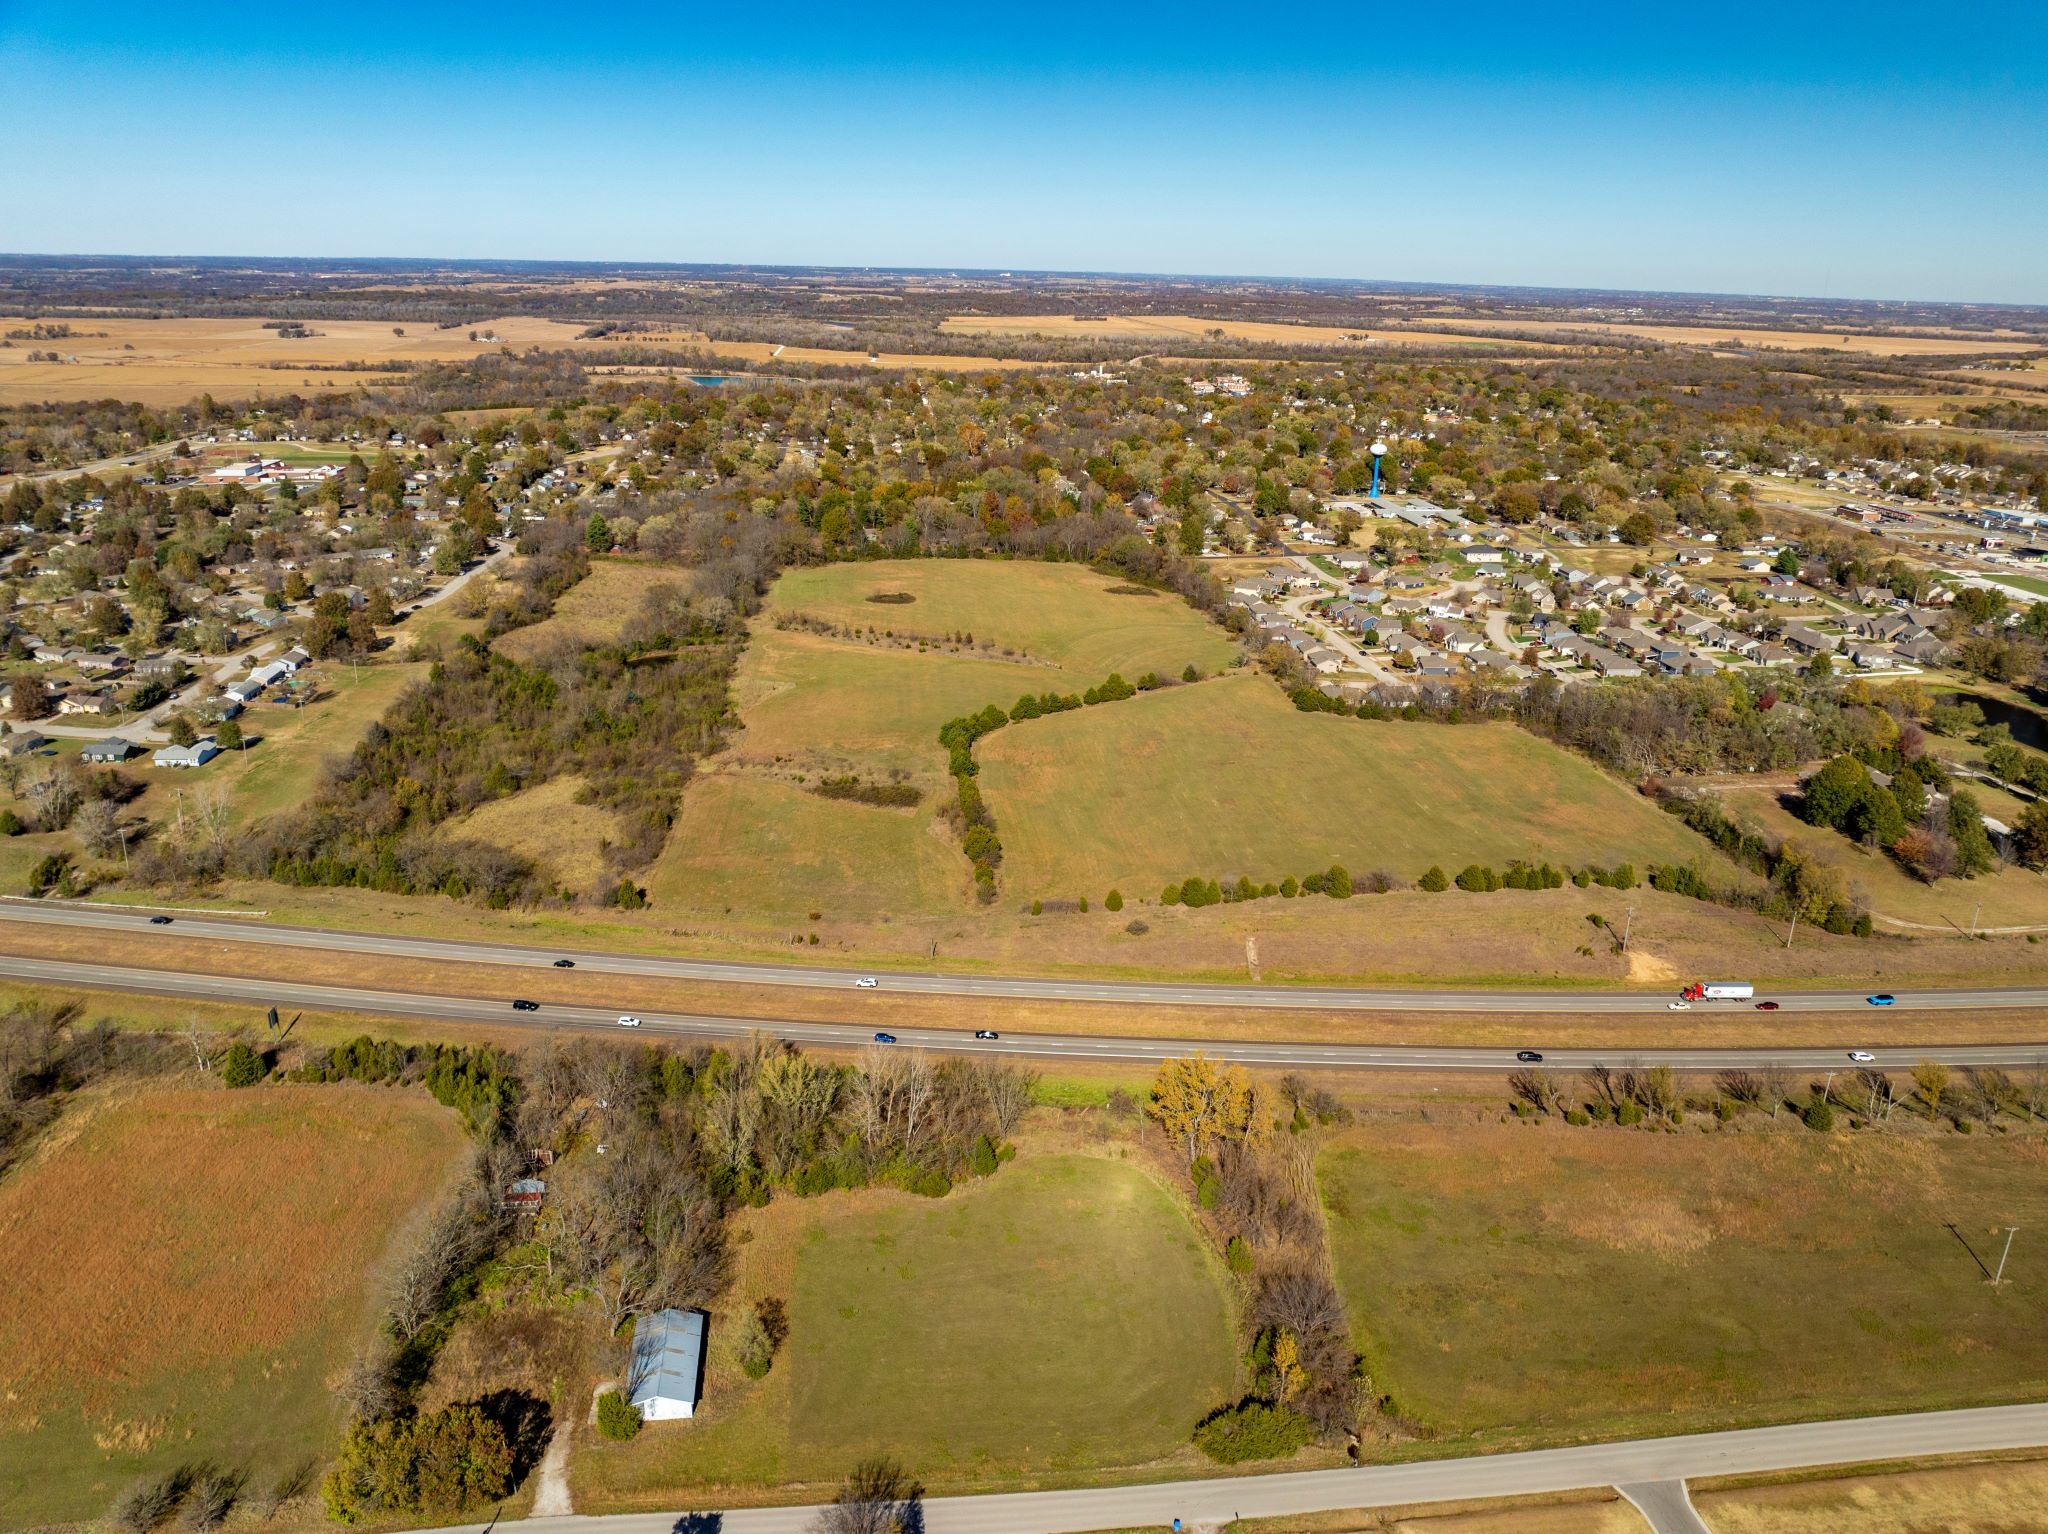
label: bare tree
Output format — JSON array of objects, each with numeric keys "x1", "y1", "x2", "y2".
[
  {"x1": 1758, "y1": 1062, "x2": 1792, "y2": 1120},
  {"x1": 1508, "y1": 1068, "x2": 1559, "y2": 1114},
  {"x1": 810, "y1": 1457, "x2": 922, "y2": 1534},
  {"x1": 76, "y1": 798, "x2": 122, "y2": 858},
  {"x1": 972, "y1": 1058, "x2": 1036, "y2": 1138},
  {"x1": 1853, "y1": 1067, "x2": 1895, "y2": 1122},
  {"x1": 1716, "y1": 1069, "x2": 1763, "y2": 1110}
]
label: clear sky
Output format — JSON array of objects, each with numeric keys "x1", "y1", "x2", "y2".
[{"x1": 4, "y1": 0, "x2": 2045, "y2": 303}]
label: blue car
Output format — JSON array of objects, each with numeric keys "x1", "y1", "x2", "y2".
[
  {"x1": 1866, "y1": 993, "x2": 1896, "y2": 1006},
  {"x1": 873, "y1": 1031, "x2": 897, "y2": 1043}
]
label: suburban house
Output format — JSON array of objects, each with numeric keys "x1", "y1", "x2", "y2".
[
  {"x1": 224, "y1": 679, "x2": 265, "y2": 705},
  {"x1": 81, "y1": 738, "x2": 138, "y2": 763},
  {"x1": 153, "y1": 739, "x2": 219, "y2": 769},
  {"x1": 1303, "y1": 646, "x2": 1345, "y2": 674},
  {"x1": 627, "y1": 1308, "x2": 707, "y2": 1421},
  {"x1": 1781, "y1": 624, "x2": 1837, "y2": 655},
  {"x1": 1, "y1": 730, "x2": 48, "y2": 758}
]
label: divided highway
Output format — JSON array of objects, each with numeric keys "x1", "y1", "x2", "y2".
[
  {"x1": 5, "y1": 899, "x2": 2048, "y2": 1014},
  {"x1": 0, "y1": 950, "x2": 2042, "y2": 1073}
]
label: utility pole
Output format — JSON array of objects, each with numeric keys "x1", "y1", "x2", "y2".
[
  {"x1": 1992, "y1": 1226, "x2": 2020, "y2": 1286},
  {"x1": 1785, "y1": 905, "x2": 1800, "y2": 949},
  {"x1": 1971, "y1": 899, "x2": 1982, "y2": 939},
  {"x1": 1621, "y1": 905, "x2": 1634, "y2": 953}
]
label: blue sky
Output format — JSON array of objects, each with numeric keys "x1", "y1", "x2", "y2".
[{"x1": 3, "y1": 1, "x2": 2045, "y2": 303}]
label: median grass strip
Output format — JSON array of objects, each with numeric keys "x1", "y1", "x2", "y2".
[{"x1": 1320, "y1": 1123, "x2": 2048, "y2": 1450}]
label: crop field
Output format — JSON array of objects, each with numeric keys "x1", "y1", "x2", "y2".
[
  {"x1": 0, "y1": 1083, "x2": 467, "y2": 1527},
  {"x1": 492, "y1": 560, "x2": 690, "y2": 663},
  {"x1": 651, "y1": 561, "x2": 1237, "y2": 913},
  {"x1": 1320, "y1": 1122, "x2": 2048, "y2": 1451},
  {"x1": 1692, "y1": 1459, "x2": 2048, "y2": 1534},
  {"x1": 976, "y1": 675, "x2": 1716, "y2": 897},
  {"x1": 575, "y1": 1151, "x2": 1239, "y2": 1507},
  {"x1": 938, "y1": 314, "x2": 1550, "y2": 351},
  {"x1": 1408, "y1": 319, "x2": 2047, "y2": 356}
]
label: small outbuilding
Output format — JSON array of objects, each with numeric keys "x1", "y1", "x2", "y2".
[{"x1": 626, "y1": 1307, "x2": 706, "y2": 1421}]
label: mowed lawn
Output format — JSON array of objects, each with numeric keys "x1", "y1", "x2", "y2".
[
  {"x1": 765, "y1": 560, "x2": 1240, "y2": 679},
  {"x1": 978, "y1": 676, "x2": 1716, "y2": 896},
  {"x1": 0, "y1": 1084, "x2": 467, "y2": 1527},
  {"x1": 576, "y1": 1154, "x2": 1239, "y2": 1507},
  {"x1": 1320, "y1": 1123, "x2": 2048, "y2": 1449}
]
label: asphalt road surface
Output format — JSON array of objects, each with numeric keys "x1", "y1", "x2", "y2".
[
  {"x1": 1, "y1": 952, "x2": 2042, "y2": 1072},
  {"x1": 3, "y1": 900, "x2": 2045, "y2": 1016},
  {"x1": 400, "y1": 1402, "x2": 2048, "y2": 1534}
]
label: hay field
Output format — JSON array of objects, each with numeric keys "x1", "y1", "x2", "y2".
[
  {"x1": 1411, "y1": 318, "x2": 2045, "y2": 356},
  {"x1": 1693, "y1": 1459, "x2": 2048, "y2": 1533},
  {"x1": 975, "y1": 675, "x2": 1714, "y2": 896},
  {"x1": 492, "y1": 560, "x2": 688, "y2": 663},
  {"x1": 444, "y1": 774, "x2": 626, "y2": 894},
  {"x1": 0, "y1": 1083, "x2": 467, "y2": 1526},
  {"x1": 1321, "y1": 1123, "x2": 2048, "y2": 1450},
  {"x1": 650, "y1": 562, "x2": 1238, "y2": 914},
  {"x1": 575, "y1": 1151, "x2": 1239, "y2": 1506}
]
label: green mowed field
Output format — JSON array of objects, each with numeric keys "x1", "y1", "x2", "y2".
[
  {"x1": 765, "y1": 560, "x2": 1240, "y2": 679},
  {"x1": 0, "y1": 1084, "x2": 466, "y2": 1527},
  {"x1": 576, "y1": 1153, "x2": 1239, "y2": 1506},
  {"x1": 648, "y1": 773, "x2": 966, "y2": 914},
  {"x1": 1321, "y1": 1122, "x2": 2048, "y2": 1449},
  {"x1": 977, "y1": 676, "x2": 1717, "y2": 896}
]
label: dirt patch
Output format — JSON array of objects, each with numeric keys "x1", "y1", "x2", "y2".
[{"x1": 1624, "y1": 949, "x2": 1680, "y2": 985}]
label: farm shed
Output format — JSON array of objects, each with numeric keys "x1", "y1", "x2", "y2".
[{"x1": 627, "y1": 1307, "x2": 706, "y2": 1421}]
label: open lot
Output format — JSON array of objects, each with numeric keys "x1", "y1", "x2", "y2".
[
  {"x1": 492, "y1": 560, "x2": 688, "y2": 663},
  {"x1": 0, "y1": 1082, "x2": 467, "y2": 1527},
  {"x1": 575, "y1": 1149, "x2": 1239, "y2": 1507},
  {"x1": 443, "y1": 773, "x2": 627, "y2": 894},
  {"x1": 1321, "y1": 1122, "x2": 2048, "y2": 1452},
  {"x1": 978, "y1": 676, "x2": 1719, "y2": 897}
]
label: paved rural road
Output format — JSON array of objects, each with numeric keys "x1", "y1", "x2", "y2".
[
  {"x1": 3, "y1": 900, "x2": 2045, "y2": 1018},
  {"x1": 0, "y1": 949, "x2": 2042, "y2": 1072},
  {"x1": 1617, "y1": 1482, "x2": 1711, "y2": 1534},
  {"x1": 404, "y1": 1403, "x2": 2048, "y2": 1534}
]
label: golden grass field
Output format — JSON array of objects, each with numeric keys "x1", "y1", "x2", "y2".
[
  {"x1": 0, "y1": 1082, "x2": 467, "y2": 1526},
  {"x1": 939, "y1": 314, "x2": 2044, "y2": 358},
  {"x1": 491, "y1": 559, "x2": 688, "y2": 663},
  {"x1": 443, "y1": 773, "x2": 626, "y2": 894},
  {"x1": 1692, "y1": 1458, "x2": 2048, "y2": 1534}
]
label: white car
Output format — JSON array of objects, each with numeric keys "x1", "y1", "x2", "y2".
[
  {"x1": 1847, "y1": 1049, "x2": 1876, "y2": 1063},
  {"x1": 1668, "y1": 1001, "x2": 1690, "y2": 1011},
  {"x1": 617, "y1": 1015, "x2": 642, "y2": 1028},
  {"x1": 855, "y1": 977, "x2": 879, "y2": 989}
]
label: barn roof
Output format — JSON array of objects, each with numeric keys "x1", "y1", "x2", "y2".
[{"x1": 627, "y1": 1308, "x2": 705, "y2": 1412}]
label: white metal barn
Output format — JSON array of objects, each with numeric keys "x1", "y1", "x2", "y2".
[{"x1": 627, "y1": 1308, "x2": 706, "y2": 1421}]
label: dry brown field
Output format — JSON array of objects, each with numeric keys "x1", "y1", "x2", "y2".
[
  {"x1": 1410, "y1": 318, "x2": 2045, "y2": 356},
  {"x1": 938, "y1": 314, "x2": 1561, "y2": 350},
  {"x1": 0, "y1": 1081, "x2": 467, "y2": 1525}
]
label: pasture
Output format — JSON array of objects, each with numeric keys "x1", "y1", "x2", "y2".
[
  {"x1": 1320, "y1": 1122, "x2": 2048, "y2": 1450},
  {"x1": 444, "y1": 774, "x2": 627, "y2": 894},
  {"x1": 0, "y1": 1083, "x2": 467, "y2": 1527},
  {"x1": 575, "y1": 1151, "x2": 1239, "y2": 1507},
  {"x1": 975, "y1": 675, "x2": 1715, "y2": 897}
]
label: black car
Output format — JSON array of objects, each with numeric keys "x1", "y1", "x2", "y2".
[
  {"x1": 511, "y1": 999, "x2": 540, "y2": 1012},
  {"x1": 873, "y1": 1031, "x2": 897, "y2": 1044},
  {"x1": 149, "y1": 915, "x2": 174, "y2": 925},
  {"x1": 974, "y1": 1029, "x2": 1000, "y2": 1041},
  {"x1": 1515, "y1": 1050, "x2": 1543, "y2": 1063},
  {"x1": 553, "y1": 958, "x2": 576, "y2": 968}
]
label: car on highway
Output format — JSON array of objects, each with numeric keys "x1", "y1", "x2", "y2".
[
  {"x1": 1848, "y1": 1050, "x2": 1876, "y2": 1063},
  {"x1": 617, "y1": 1015, "x2": 642, "y2": 1028},
  {"x1": 975, "y1": 1029, "x2": 1000, "y2": 1040},
  {"x1": 873, "y1": 1031, "x2": 896, "y2": 1043},
  {"x1": 1755, "y1": 1000, "x2": 1780, "y2": 1011},
  {"x1": 553, "y1": 959, "x2": 575, "y2": 968},
  {"x1": 511, "y1": 999, "x2": 539, "y2": 1011},
  {"x1": 1515, "y1": 1050, "x2": 1543, "y2": 1062},
  {"x1": 855, "y1": 977, "x2": 879, "y2": 989},
  {"x1": 1668, "y1": 1001, "x2": 1690, "y2": 1010},
  {"x1": 1867, "y1": 993, "x2": 1896, "y2": 1006},
  {"x1": 149, "y1": 915, "x2": 173, "y2": 925}
]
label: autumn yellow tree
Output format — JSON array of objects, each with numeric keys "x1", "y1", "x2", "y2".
[{"x1": 1148, "y1": 1053, "x2": 1269, "y2": 1163}]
